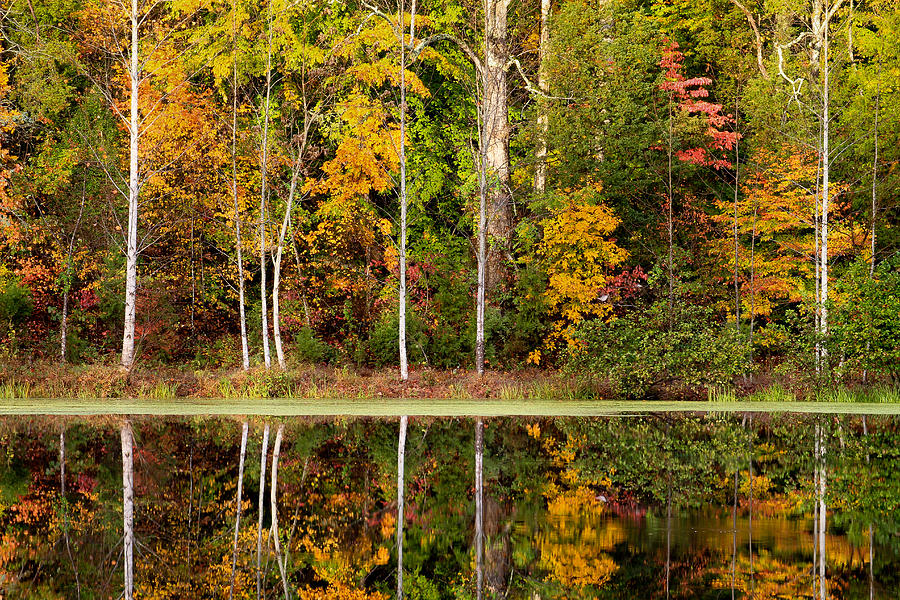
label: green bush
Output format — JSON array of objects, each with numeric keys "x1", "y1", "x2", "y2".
[
  {"x1": 566, "y1": 301, "x2": 749, "y2": 398},
  {"x1": 366, "y1": 306, "x2": 427, "y2": 367},
  {"x1": 0, "y1": 279, "x2": 33, "y2": 325},
  {"x1": 293, "y1": 326, "x2": 334, "y2": 364},
  {"x1": 832, "y1": 256, "x2": 900, "y2": 383}
]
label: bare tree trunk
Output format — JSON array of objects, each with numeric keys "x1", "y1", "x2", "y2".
[
  {"x1": 270, "y1": 424, "x2": 289, "y2": 600},
  {"x1": 397, "y1": 415, "x2": 408, "y2": 600},
  {"x1": 259, "y1": 0, "x2": 274, "y2": 370},
  {"x1": 818, "y1": 20, "x2": 831, "y2": 372},
  {"x1": 398, "y1": 0, "x2": 409, "y2": 382},
  {"x1": 256, "y1": 423, "x2": 270, "y2": 600},
  {"x1": 666, "y1": 95, "x2": 674, "y2": 327},
  {"x1": 748, "y1": 415, "x2": 754, "y2": 596},
  {"x1": 475, "y1": 112, "x2": 488, "y2": 375},
  {"x1": 60, "y1": 192, "x2": 85, "y2": 362},
  {"x1": 732, "y1": 94, "x2": 741, "y2": 328},
  {"x1": 533, "y1": 0, "x2": 551, "y2": 195},
  {"x1": 232, "y1": 0, "x2": 249, "y2": 371},
  {"x1": 483, "y1": 0, "x2": 512, "y2": 290},
  {"x1": 121, "y1": 0, "x2": 141, "y2": 371},
  {"x1": 229, "y1": 422, "x2": 249, "y2": 600},
  {"x1": 273, "y1": 171, "x2": 302, "y2": 371},
  {"x1": 475, "y1": 417, "x2": 484, "y2": 600},
  {"x1": 816, "y1": 420, "x2": 828, "y2": 599},
  {"x1": 121, "y1": 421, "x2": 135, "y2": 600}
]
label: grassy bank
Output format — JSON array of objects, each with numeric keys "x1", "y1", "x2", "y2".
[{"x1": 0, "y1": 360, "x2": 898, "y2": 403}]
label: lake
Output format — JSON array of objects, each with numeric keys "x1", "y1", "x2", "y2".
[{"x1": 0, "y1": 405, "x2": 896, "y2": 598}]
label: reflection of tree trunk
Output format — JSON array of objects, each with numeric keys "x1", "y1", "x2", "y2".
[
  {"x1": 863, "y1": 416, "x2": 873, "y2": 600},
  {"x1": 121, "y1": 421, "x2": 135, "y2": 600},
  {"x1": 814, "y1": 420, "x2": 828, "y2": 599},
  {"x1": 475, "y1": 417, "x2": 484, "y2": 600},
  {"x1": 748, "y1": 415, "x2": 754, "y2": 596},
  {"x1": 397, "y1": 415, "x2": 408, "y2": 600},
  {"x1": 60, "y1": 429, "x2": 81, "y2": 599},
  {"x1": 256, "y1": 423, "x2": 270, "y2": 600},
  {"x1": 665, "y1": 473, "x2": 671, "y2": 599},
  {"x1": 270, "y1": 425, "x2": 289, "y2": 599},
  {"x1": 229, "y1": 422, "x2": 249, "y2": 600},
  {"x1": 731, "y1": 466, "x2": 737, "y2": 600}
]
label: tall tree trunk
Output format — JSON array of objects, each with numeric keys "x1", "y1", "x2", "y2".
[
  {"x1": 273, "y1": 170, "x2": 301, "y2": 371},
  {"x1": 121, "y1": 421, "x2": 135, "y2": 600},
  {"x1": 397, "y1": 415, "x2": 408, "y2": 600},
  {"x1": 533, "y1": 0, "x2": 551, "y2": 195},
  {"x1": 121, "y1": 0, "x2": 141, "y2": 371},
  {"x1": 232, "y1": 0, "x2": 249, "y2": 371},
  {"x1": 475, "y1": 417, "x2": 484, "y2": 600},
  {"x1": 483, "y1": 0, "x2": 512, "y2": 291},
  {"x1": 398, "y1": 0, "x2": 409, "y2": 382},
  {"x1": 259, "y1": 0, "x2": 274, "y2": 370},
  {"x1": 748, "y1": 415, "x2": 754, "y2": 596},
  {"x1": 731, "y1": 464, "x2": 737, "y2": 600},
  {"x1": 475, "y1": 115, "x2": 488, "y2": 375},
  {"x1": 732, "y1": 94, "x2": 741, "y2": 328},
  {"x1": 229, "y1": 422, "x2": 249, "y2": 600},
  {"x1": 270, "y1": 425, "x2": 289, "y2": 600},
  {"x1": 60, "y1": 192, "x2": 84, "y2": 362},
  {"x1": 666, "y1": 95, "x2": 674, "y2": 327},
  {"x1": 818, "y1": 20, "x2": 831, "y2": 372},
  {"x1": 256, "y1": 423, "x2": 270, "y2": 600}
]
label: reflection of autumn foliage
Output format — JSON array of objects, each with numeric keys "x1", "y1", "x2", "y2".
[
  {"x1": 296, "y1": 582, "x2": 388, "y2": 600},
  {"x1": 536, "y1": 487, "x2": 619, "y2": 590}
]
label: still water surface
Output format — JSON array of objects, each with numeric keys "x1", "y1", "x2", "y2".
[{"x1": 0, "y1": 412, "x2": 897, "y2": 598}]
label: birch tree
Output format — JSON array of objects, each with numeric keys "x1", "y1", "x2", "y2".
[{"x1": 121, "y1": 420, "x2": 135, "y2": 600}]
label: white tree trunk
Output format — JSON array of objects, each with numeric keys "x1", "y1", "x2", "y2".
[
  {"x1": 475, "y1": 106, "x2": 488, "y2": 375},
  {"x1": 273, "y1": 171, "x2": 301, "y2": 371},
  {"x1": 270, "y1": 425, "x2": 290, "y2": 600},
  {"x1": 398, "y1": 0, "x2": 409, "y2": 382},
  {"x1": 533, "y1": 0, "x2": 551, "y2": 195},
  {"x1": 818, "y1": 422, "x2": 827, "y2": 599},
  {"x1": 232, "y1": 0, "x2": 249, "y2": 371},
  {"x1": 475, "y1": 417, "x2": 484, "y2": 600},
  {"x1": 397, "y1": 415, "x2": 408, "y2": 600},
  {"x1": 482, "y1": 0, "x2": 512, "y2": 290},
  {"x1": 121, "y1": 421, "x2": 135, "y2": 600},
  {"x1": 229, "y1": 422, "x2": 249, "y2": 600},
  {"x1": 818, "y1": 21, "x2": 830, "y2": 371},
  {"x1": 121, "y1": 0, "x2": 141, "y2": 371},
  {"x1": 256, "y1": 423, "x2": 270, "y2": 600},
  {"x1": 259, "y1": 0, "x2": 274, "y2": 370}
]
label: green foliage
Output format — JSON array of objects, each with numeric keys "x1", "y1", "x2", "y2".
[
  {"x1": 365, "y1": 306, "x2": 427, "y2": 368},
  {"x1": 293, "y1": 326, "x2": 335, "y2": 364},
  {"x1": 567, "y1": 300, "x2": 749, "y2": 398},
  {"x1": 0, "y1": 278, "x2": 33, "y2": 325},
  {"x1": 832, "y1": 257, "x2": 900, "y2": 383}
]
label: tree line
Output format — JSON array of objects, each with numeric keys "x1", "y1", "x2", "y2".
[{"x1": 0, "y1": 0, "x2": 898, "y2": 386}]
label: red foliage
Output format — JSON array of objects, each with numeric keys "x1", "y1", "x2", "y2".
[{"x1": 659, "y1": 41, "x2": 738, "y2": 170}]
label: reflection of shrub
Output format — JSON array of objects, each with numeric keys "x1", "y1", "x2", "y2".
[{"x1": 567, "y1": 302, "x2": 749, "y2": 398}]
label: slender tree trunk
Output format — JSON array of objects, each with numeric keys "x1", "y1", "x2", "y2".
[
  {"x1": 61, "y1": 188, "x2": 85, "y2": 363},
  {"x1": 273, "y1": 170, "x2": 301, "y2": 371},
  {"x1": 815, "y1": 420, "x2": 828, "y2": 599},
  {"x1": 733, "y1": 94, "x2": 741, "y2": 328},
  {"x1": 748, "y1": 415, "x2": 754, "y2": 596},
  {"x1": 121, "y1": 421, "x2": 135, "y2": 600},
  {"x1": 483, "y1": 0, "x2": 512, "y2": 290},
  {"x1": 665, "y1": 473, "x2": 671, "y2": 599},
  {"x1": 533, "y1": 0, "x2": 551, "y2": 195},
  {"x1": 475, "y1": 115, "x2": 488, "y2": 375},
  {"x1": 749, "y1": 200, "x2": 758, "y2": 352},
  {"x1": 270, "y1": 425, "x2": 289, "y2": 600},
  {"x1": 259, "y1": 0, "x2": 274, "y2": 370},
  {"x1": 475, "y1": 417, "x2": 484, "y2": 600},
  {"x1": 398, "y1": 0, "x2": 409, "y2": 382},
  {"x1": 256, "y1": 423, "x2": 270, "y2": 600},
  {"x1": 819, "y1": 22, "x2": 831, "y2": 372},
  {"x1": 232, "y1": 0, "x2": 249, "y2": 371},
  {"x1": 397, "y1": 415, "x2": 408, "y2": 600},
  {"x1": 667, "y1": 96, "x2": 674, "y2": 327},
  {"x1": 870, "y1": 78, "x2": 879, "y2": 278},
  {"x1": 229, "y1": 422, "x2": 249, "y2": 600},
  {"x1": 121, "y1": 0, "x2": 141, "y2": 371}
]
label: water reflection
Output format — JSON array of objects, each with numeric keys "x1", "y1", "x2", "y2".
[{"x1": 0, "y1": 414, "x2": 897, "y2": 599}]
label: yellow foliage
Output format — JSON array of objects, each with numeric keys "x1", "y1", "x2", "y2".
[
  {"x1": 296, "y1": 583, "x2": 389, "y2": 600},
  {"x1": 539, "y1": 185, "x2": 628, "y2": 349}
]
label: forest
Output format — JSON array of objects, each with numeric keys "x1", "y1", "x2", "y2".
[{"x1": 1, "y1": 0, "x2": 899, "y2": 396}]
